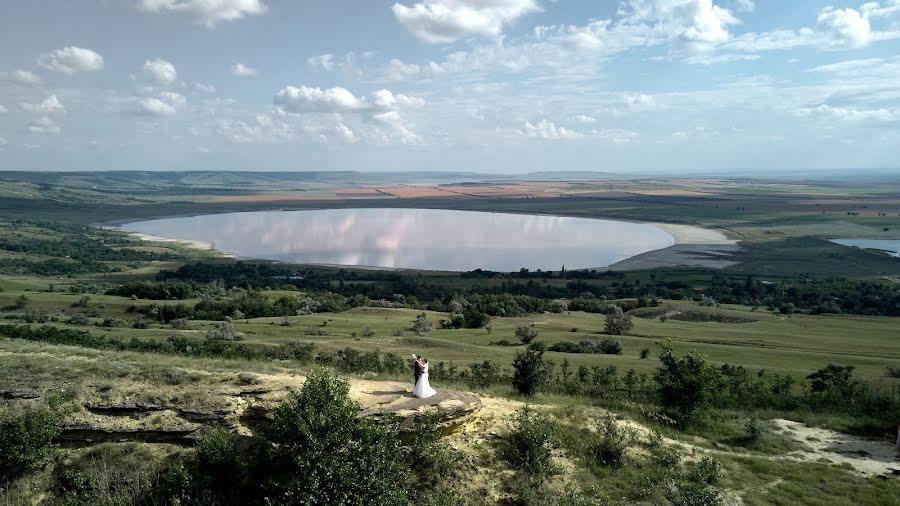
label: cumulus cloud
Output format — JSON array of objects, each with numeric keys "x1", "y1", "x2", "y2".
[
  {"x1": 371, "y1": 89, "x2": 426, "y2": 109},
  {"x1": 142, "y1": 58, "x2": 177, "y2": 85},
  {"x1": 20, "y1": 94, "x2": 65, "y2": 114},
  {"x1": 134, "y1": 91, "x2": 186, "y2": 116},
  {"x1": 274, "y1": 86, "x2": 364, "y2": 113},
  {"x1": 307, "y1": 54, "x2": 335, "y2": 71},
  {"x1": 231, "y1": 63, "x2": 259, "y2": 77},
  {"x1": 138, "y1": 0, "x2": 267, "y2": 28},
  {"x1": 27, "y1": 116, "x2": 61, "y2": 134},
  {"x1": 521, "y1": 119, "x2": 582, "y2": 140},
  {"x1": 0, "y1": 105, "x2": 7, "y2": 114},
  {"x1": 37, "y1": 46, "x2": 104, "y2": 74},
  {"x1": 575, "y1": 114, "x2": 597, "y2": 123},
  {"x1": 0, "y1": 70, "x2": 44, "y2": 85},
  {"x1": 392, "y1": 0, "x2": 540, "y2": 43},
  {"x1": 620, "y1": 0, "x2": 740, "y2": 53},
  {"x1": 816, "y1": 7, "x2": 872, "y2": 49}
]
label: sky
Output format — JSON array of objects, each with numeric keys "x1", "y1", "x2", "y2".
[{"x1": 0, "y1": 0, "x2": 899, "y2": 174}]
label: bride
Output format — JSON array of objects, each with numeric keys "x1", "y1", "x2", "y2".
[{"x1": 413, "y1": 357, "x2": 437, "y2": 399}]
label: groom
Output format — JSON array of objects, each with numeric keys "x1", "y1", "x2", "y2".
[{"x1": 412, "y1": 354, "x2": 423, "y2": 386}]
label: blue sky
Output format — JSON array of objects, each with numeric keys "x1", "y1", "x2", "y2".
[{"x1": 0, "y1": 0, "x2": 899, "y2": 173}]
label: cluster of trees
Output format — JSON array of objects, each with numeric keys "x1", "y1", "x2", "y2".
[{"x1": 155, "y1": 260, "x2": 900, "y2": 317}]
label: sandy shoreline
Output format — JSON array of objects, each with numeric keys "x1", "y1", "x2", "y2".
[
  {"x1": 127, "y1": 232, "x2": 221, "y2": 253},
  {"x1": 648, "y1": 223, "x2": 736, "y2": 245}
]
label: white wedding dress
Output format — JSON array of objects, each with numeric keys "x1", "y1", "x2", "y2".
[{"x1": 413, "y1": 363, "x2": 437, "y2": 399}]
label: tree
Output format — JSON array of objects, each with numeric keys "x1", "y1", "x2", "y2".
[
  {"x1": 654, "y1": 342, "x2": 721, "y2": 426},
  {"x1": 0, "y1": 408, "x2": 61, "y2": 481},
  {"x1": 604, "y1": 306, "x2": 633, "y2": 335},
  {"x1": 515, "y1": 324, "x2": 539, "y2": 344},
  {"x1": 206, "y1": 320, "x2": 243, "y2": 341},
  {"x1": 512, "y1": 348, "x2": 549, "y2": 396},
  {"x1": 14, "y1": 294, "x2": 28, "y2": 310},
  {"x1": 263, "y1": 369, "x2": 410, "y2": 505},
  {"x1": 412, "y1": 313, "x2": 432, "y2": 336}
]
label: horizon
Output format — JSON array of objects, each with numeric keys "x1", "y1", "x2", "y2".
[{"x1": 1, "y1": 1, "x2": 900, "y2": 172}]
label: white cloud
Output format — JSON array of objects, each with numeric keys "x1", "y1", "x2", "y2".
[
  {"x1": 816, "y1": 7, "x2": 872, "y2": 49},
  {"x1": 0, "y1": 105, "x2": 7, "y2": 114},
  {"x1": 274, "y1": 86, "x2": 364, "y2": 113},
  {"x1": 521, "y1": 119, "x2": 582, "y2": 140},
  {"x1": 371, "y1": 89, "x2": 426, "y2": 109},
  {"x1": 136, "y1": 98, "x2": 177, "y2": 116},
  {"x1": 392, "y1": 0, "x2": 540, "y2": 43},
  {"x1": 619, "y1": 0, "x2": 740, "y2": 53},
  {"x1": 797, "y1": 104, "x2": 900, "y2": 122},
  {"x1": 134, "y1": 91, "x2": 186, "y2": 116},
  {"x1": 231, "y1": 63, "x2": 259, "y2": 77},
  {"x1": 21, "y1": 94, "x2": 65, "y2": 114},
  {"x1": 142, "y1": 58, "x2": 178, "y2": 85},
  {"x1": 335, "y1": 123, "x2": 359, "y2": 144},
  {"x1": 193, "y1": 82, "x2": 216, "y2": 93},
  {"x1": 218, "y1": 114, "x2": 293, "y2": 144},
  {"x1": 0, "y1": 70, "x2": 44, "y2": 86},
  {"x1": 307, "y1": 54, "x2": 335, "y2": 71},
  {"x1": 138, "y1": 0, "x2": 267, "y2": 28},
  {"x1": 575, "y1": 114, "x2": 597, "y2": 123},
  {"x1": 0, "y1": 137, "x2": 6, "y2": 148},
  {"x1": 37, "y1": 46, "x2": 104, "y2": 74},
  {"x1": 371, "y1": 111, "x2": 425, "y2": 145},
  {"x1": 27, "y1": 116, "x2": 61, "y2": 134}
]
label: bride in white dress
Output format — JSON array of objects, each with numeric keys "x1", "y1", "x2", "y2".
[{"x1": 413, "y1": 358, "x2": 437, "y2": 399}]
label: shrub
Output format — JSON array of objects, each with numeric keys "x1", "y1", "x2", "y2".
[
  {"x1": 305, "y1": 326, "x2": 326, "y2": 336},
  {"x1": 515, "y1": 324, "x2": 539, "y2": 344},
  {"x1": 503, "y1": 407, "x2": 558, "y2": 479},
  {"x1": 512, "y1": 348, "x2": 549, "y2": 396},
  {"x1": 14, "y1": 294, "x2": 28, "y2": 309},
  {"x1": 886, "y1": 366, "x2": 900, "y2": 379},
  {"x1": 412, "y1": 313, "x2": 432, "y2": 336},
  {"x1": 206, "y1": 320, "x2": 243, "y2": 341},
  {"x1": 68, "y1": 313, "x2": 90, "y2": 326},
  {"x1": 597, "y1": 336, "x2": 622, "y2": 355},
  {"x1": 744, "y1": 417, "x2": 763, "y2": 444},
  {"x1": 589, "y1": 414, "x2": 636, "y2": 468},
  {"x1": 263, "y1": 368, "x2": 410, "y2": 504},
  {"x1": 546, "y1": 299, "x2": 569, "y2": 313},
  {"x1": 654, "y1": 342, "x2": 721, "y2": 426},
  {"x1": 406, "y1": 412, "x2": 459, "y2": 492},
  {"x1": 392, "y1": 328, "x2": 405, "y2": 337},
  {"x1": 688, "y1": 457, "x2": 722, "y2": 486},
  {"x1": 362, "y1": 326, "x2": 375, "y2": 337},
  {"x1": 23, "y1": 309, "x2": 48, "y2": 324},
  {"x1": 603, "y1": 306, "x2": 633, "y2": 335},
  {"x1": 0, "y1": 408, "x2": 62, "y2": 482},
  {"x1": 170, "y1": 318, "x2": 189, "y2": 330},
  {"x1": 640, "y1": 347, "x2": 651, "y2": 359}
]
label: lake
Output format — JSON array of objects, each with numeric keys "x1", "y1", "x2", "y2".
[
  {"x1": 122, "y1": 208, "x2": 676, "y2": 272},
  {"x1": 830, "y1": 239, "x2": 900, "y2": 258}
]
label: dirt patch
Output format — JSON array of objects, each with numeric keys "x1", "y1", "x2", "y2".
[{"x1": 772, "y1": 419, "x2": 900, "y2": 477}]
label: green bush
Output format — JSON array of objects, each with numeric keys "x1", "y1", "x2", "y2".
[
  {"x1": 263, "y1": 368, "x2": 410, "y2": 505},
  {"x1": 654, "y1": 342, "x2": 721, "y2": 426},
  {"x1": 0, "y1": 408, "x2": 61, "y2": 482},
  {"x1": 588, "y1": 414, "x2": 636, "y2": 468},
  {"x1": 503, "y1": 407, "x2": 558, "y2": 480},
  {"x1": 512, "y1": 348, "x2": 549, "y2": 396},
  {"x1": 603, "y1": 306, "x2": 633, "y2": 335},
  {"x1": 515, "y1": 325, "x2": 539, "y2": 344}
]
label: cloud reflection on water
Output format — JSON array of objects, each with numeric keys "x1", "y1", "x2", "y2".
[{"x1": 125, "y1": 208, "x2": 675, "y2": 271}]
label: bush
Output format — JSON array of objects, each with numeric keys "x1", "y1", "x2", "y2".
[
  {"x1": 588, "y1": 414, "x2": 636, "y2": 468},
  {"x1": 515, "y1": 324, "x2": 539, "y2": 344},
  {"x1": 0, "y1": 408, "x2": 61, "y2": 482},
  {"x1": 206, "y1": 320, "x2": 243, "y2": 341},
  {"x1": 412, "y1": 313, "x2": 432, "y2": 336},
  {"x1": 503, "y1": 407, "x2": 558, "y2": 479},
  {"x1": 68, "y1": 313, "x2": 90, "y2": 326},
  {"x1": 170, "y1": 317, "x2": 189, "y2": 330},
  {"x1": 596, "y1": 336, "x2": 622, "y2": 355},
  {"x1": 23, "y1": 309, "x2": 48, "y2": 324},
  {"x1": 603, "y1": 306, "x2": 633, "y2": 335},
  {"x1": 512, "y1": 348, "x2": 549, "y2": 396},
  {"x1": 654, "y1": 342, "x2": 721, "y2": 426},
  {"x1": 263, "y1": 368, "x2": 410, "y2": 505}
]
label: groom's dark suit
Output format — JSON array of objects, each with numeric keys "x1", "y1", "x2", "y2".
[{"x1": 413, "y1": 358, "x2": 423, "y2": 384}]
